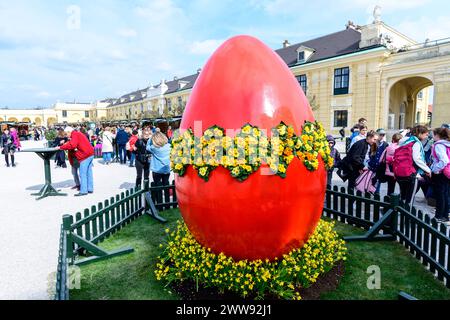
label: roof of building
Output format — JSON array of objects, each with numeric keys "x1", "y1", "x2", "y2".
[
  {"x1": 275, "y1": 28, "x2": 382, "y2": 67},
  {"x1": 108, "y1": 27, "x2": 386, "y2": 108},
  {"x1": 110, "y1": 88, "x2": 149, "y2": 106},
  {"x1": 165, "y1": 73, "x2": 200, "y2": 95}
]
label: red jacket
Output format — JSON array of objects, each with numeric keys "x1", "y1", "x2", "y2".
[
  {"x1": 128, "y1": 135, "x2": 138, "y2": 151},
  {"x1": 60, "y1": 131, "x2": 94, "y2": 162}
]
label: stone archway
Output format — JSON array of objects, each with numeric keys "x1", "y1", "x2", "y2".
[
  {"x1": 387, "y1": 76, "x2": 433, "y2": 130},
  {"x1": 71, "y1": 113, "x2": 82, "y2": 123},
  {"x1": 22, "y1": 117, "x2": 31, "y2": 123},
  {"x1": 47, "y1": 117, "x2": 57, "y2": 127},
  {"x1": 35, "y1": 117, "x2": 42, "y2": 126},
  {"x1": 8, "y1": 117, "x2": 19, "y2": 123}
]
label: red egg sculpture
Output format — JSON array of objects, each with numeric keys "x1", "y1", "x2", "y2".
[{"x1": 175, "y1": 35, "x2": 327, "y2": 261}]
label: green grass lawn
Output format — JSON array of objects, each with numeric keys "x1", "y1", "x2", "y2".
[{"x1": 70, "y1": 210, "x2": 450, "y2": 300}]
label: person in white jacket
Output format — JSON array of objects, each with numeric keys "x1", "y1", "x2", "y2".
[
  {"x1": 431, "y1": 127, "x2": 450, "y2": 223},
  {"x1": 101, "y1": 127, "x2": 116, "y2": 165}
]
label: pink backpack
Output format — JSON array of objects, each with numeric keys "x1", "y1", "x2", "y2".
[
  {"x1": 432, "y1": 142, "x2": 450, "y2": 179},
  {"x1": 393, "y1": 142, "x2": 416, "y2": 179}
]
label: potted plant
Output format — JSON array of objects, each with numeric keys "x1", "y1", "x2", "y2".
[{"x1": 44, "y1": 129, "x2": 58, "y2": 148}]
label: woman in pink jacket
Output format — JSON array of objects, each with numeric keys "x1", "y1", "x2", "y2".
[
  {"x1": 10, "y1": 128, "x2": 21, "y2": 151},
  {"x1": 379, "y1": 133, "x2": 403, "y2": 195}
]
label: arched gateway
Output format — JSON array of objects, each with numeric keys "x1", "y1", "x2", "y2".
[{"x1": 382, "y1": 40, "x2": 450, "y2": 131}]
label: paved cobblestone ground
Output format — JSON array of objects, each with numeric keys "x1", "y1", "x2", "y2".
[{"x1": 0, "y1": 140, "x2": 174, "y2": 300}]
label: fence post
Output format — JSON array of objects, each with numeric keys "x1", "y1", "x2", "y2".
[
  {"x1": 62, "y1": 214, "x2": 74, "y2": 265},
  {"x1": 389, "y1": 194, "x2": 400, "y2": 235}
]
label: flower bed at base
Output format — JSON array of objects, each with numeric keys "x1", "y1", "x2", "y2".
[{"x1": 155, "y1": 220, "x2": 347, "y2": 300}]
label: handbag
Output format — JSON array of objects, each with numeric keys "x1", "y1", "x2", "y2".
[{"x1": 355, "y1": 170, "x2": 377, "y2": 194}]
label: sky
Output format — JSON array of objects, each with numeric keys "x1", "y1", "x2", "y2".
[{"x1": 0, "y1": 0, "x2": 447, "y2": 109}]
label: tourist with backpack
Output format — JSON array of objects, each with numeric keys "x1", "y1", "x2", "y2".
[
  {"x1": 393, "y1": 125, "x2": 431, "y2": 207},
  {"x1": 430, "y1": 128, "x2": 450, "y2": 223},
  {"x1": 339, "y1": 131, "x2": 379, "y2": 192}
]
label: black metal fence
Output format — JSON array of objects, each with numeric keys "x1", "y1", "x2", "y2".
[
  {"x1": 324, "y1": 185, "x2": 450, "y2": 288},
  {"x1": 54, "y1": 181, "x2": 177, "y2": 300}
]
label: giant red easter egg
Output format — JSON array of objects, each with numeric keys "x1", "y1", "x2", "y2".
[{"x1": 175, "y1": 35, "x2": 327, "y2": 261}]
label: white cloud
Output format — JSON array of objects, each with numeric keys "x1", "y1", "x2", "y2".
[
  {"x1": 118, "y1": 28, "x2": 137, "y2": 38},
  {"x1": 109, "y1": 49, "x2": 127, "y2": 60},
  {"x1": 189, "y1": 39, "x2": 224, "y2": 55},
  {"x1": 395, "y1": 16, "x2": 450, "y2": 42},
  {"x1": 134, "y1": 0, "x2": 186, "y2": 23},
  {"x1": 351, "y1": 0, "x2": 431, "y2": 11},
  {"x1": 253, "y1": 0, "x2": 430, "y2": 17},
  {"x1": 156, "y1": 61, "x2": 173, "y2": 72},
  {"x1": 37, "y1": 91, "x2": 51, "y2": 98}
]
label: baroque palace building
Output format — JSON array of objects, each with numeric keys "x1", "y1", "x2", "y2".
[
  {"x1": 103, "y1": 14, "x2": 450, "y2": 134},
  {"x1": 2, "y1": 13, "x2": 449, "y2": 134}
]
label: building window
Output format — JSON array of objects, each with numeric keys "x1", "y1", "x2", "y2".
[
  {"x1": 333, "y1": 110, "x2": 348, "y2": 128},
  {"x1": 62, "y1": 110, "x2": 67, "y2": 118},
  {"x1": 85, "y1": 111, "x2": 89, "y2": 118},
  {"x1": 167, "y1": 99, "x2": 172, "y2": 111},
  {"x1": 141, "y1": 103, "x2": 144, "y2": 113},
  {"x1": 416, "y1": 111, "x2": 422, "y2": 124},
  {"x1": 418, "y1": 91, "x2": 423, "y2": 99},
  {"x1": 334, "y1": 67, "x2": 350, "y2": 95},
  {"x1": 296, "y1": 75, "x2": 307, "y2": 94},
  {"x1": 298, "y1": 51, "x2": 305, "y2": 63},
  {"x1": 178, "y1": 96, "x2": 183, "y2": 107}
]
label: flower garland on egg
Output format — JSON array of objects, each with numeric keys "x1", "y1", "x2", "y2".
[{"x1": 170, "y1": 121, "x2": 334, "y2": 182}]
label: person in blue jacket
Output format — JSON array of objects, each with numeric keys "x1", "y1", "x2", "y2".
[
  {"x1": 146, "y1": 131, "x2": 171, "y2": 187},
  {"x1": 115, "y1": 126, "x2": 129, "y2": 164}
]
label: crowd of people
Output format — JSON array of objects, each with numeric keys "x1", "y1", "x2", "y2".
[
  {"x1": 328, "y1": 118, "x2": 450, "y2": 224},
  {"x1": 2, "y1": 117, "x2": 448, "y2": 223},
  {"x1": 48, "y1": 123, "x2": 172, "y2": 197}
]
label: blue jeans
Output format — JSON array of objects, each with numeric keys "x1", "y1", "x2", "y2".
[
  {"x1": 102, "y1": 152, "x2": 112, "y2": 163},
  {"x1": 118, "y1": 144, "x2": 126, "y2": 164},
  {"x1": 79, "y1": 156, "x2": 94, "y2": 194},
  {"x1": 130, "y1": 153, "x2": 135, "y2": 166}
]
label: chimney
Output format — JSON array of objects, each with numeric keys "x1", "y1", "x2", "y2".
[
  {"x1": 282, "y1": 40, "x2": 290, "y2": 48},
  {"x1": 197, "y1": 68, "x2": 202, "y2": 74},
  {"x1": 174, "y1": 76, "x2": 178, "y2": 81}
]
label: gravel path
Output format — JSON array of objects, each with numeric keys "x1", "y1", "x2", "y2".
[{"x1": 0, "y1": 140, "x2": 172, "y2": 300}]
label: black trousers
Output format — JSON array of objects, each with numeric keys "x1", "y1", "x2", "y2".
[
  {"x1": 152, "y1": 172, "x2": 170, "y2": 186},
  {"x1": 386, "y1": 176, "x2": 397, "y2": 196},
  {"x1": 135, "y1": 160, "x2": 150, "y2": 188},
  {"x1": 347, "y1": 171, "x2": 360, "y2": 193},
  {"x1": 4, "y1": 152, "x2": 14, "y2": 166},
  {"x1": 55, "y1": 150, "x2": 67, "y2": 167},
  {"x1": 397, "y1": 176, "x2": 418, "y2": 205},
  {"x1": 152, "y1": 172, "x2": 171, "y2": 203},
  {"x1": 432, "y1": 173, "x2": 449, "y2": 220}
]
